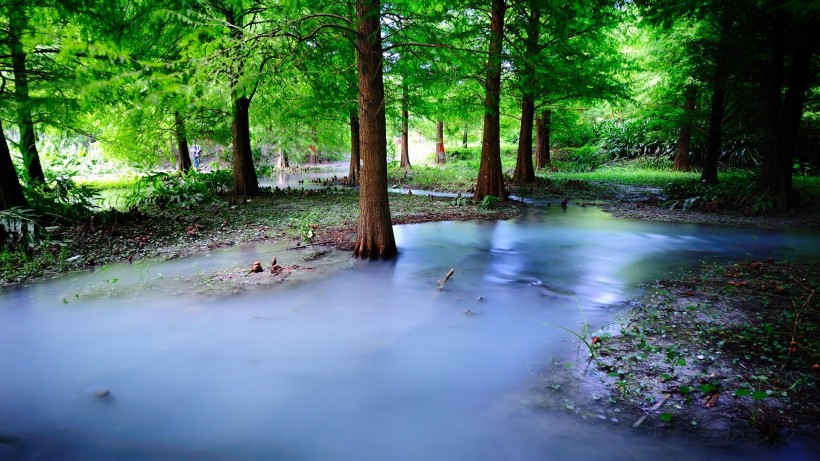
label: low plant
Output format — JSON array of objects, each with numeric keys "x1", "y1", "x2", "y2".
[{"x1": 122, "y1": 169, "x2": 231, "y2": 209}]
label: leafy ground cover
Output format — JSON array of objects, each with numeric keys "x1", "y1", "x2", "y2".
[{"x1": 535, "y1": 260, "x2": 819, "y2": 443}]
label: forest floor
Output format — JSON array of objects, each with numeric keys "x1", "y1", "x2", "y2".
[{"x1": 2, "y1": 174, "x2": 819, "y2": 446}]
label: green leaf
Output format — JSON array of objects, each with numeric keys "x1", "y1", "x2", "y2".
[
  {"x1": 659, "y1": 413, "x2": 673, "y2": 422},
  {"x1": 734, "y1": 388, "x2": 751, "y2": 397},
  {"x1": 752, "y1": 390, "x2": 768, "y2": 401},
  {"x1": 678, "y1": 386, "x2": 691, "y2": 395}
]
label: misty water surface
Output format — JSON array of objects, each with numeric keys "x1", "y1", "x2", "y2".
[{"x1": 1, "y1": 207, "x2": 819, "y2": 460}]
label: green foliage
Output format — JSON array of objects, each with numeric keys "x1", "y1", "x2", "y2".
[
  {"x1": 479, "y1": 195, "x2": 500, "y2": 210},
  {"x1": 122, "y1": 169, "x2": 232, "y2": 209},
  {"x1": 0, "y1": 207, "x2": 42, "y2": 247},
  {"x1": 288, "y1": 211, "x2": 319, "y2": 243},
  {"x1": 551, "y1": 146, "x2": 611, "y2": 172},
  {"x1": 23, "y1": 172, "x2": 101, "y2": 223},
  {"x1": 663, "y1": 175, "x2": 777, "y2": 212}
]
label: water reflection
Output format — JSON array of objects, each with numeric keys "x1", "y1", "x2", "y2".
[{"x1": 1, "y1": 207, "x2": 819, "y2": 460}]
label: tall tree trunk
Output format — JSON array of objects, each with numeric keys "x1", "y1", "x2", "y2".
[
  {"x1": 0, "y1": 120, "x2": 28, "y2": 210},
  {"x1": 348, "y1": 111, "x2": 360, "y2": 182},
  {"x1": 513, "y1": 94, "x2": 536, "y2": 182},
  {"x1": 512, "y1": 1, "x2": 540, "y2": 183},
  {"x1": 225, "y1": 9, "x2": 258, "y2": 196},
  {"x1": 436, "y1": 120, "x2": 446, "y2": 164},
  {"x1": 474, "y1": 0, "x2": 508, "y2": 201},
  {"x1": 353, "y1": 0, "x2": 397, "y2": 259},
  {"x1": 535, "y1": 110, "x2": 551, "y2": 169},
  {"x1": 701, "y1": 16, "x2": 731, "y2": 185},
  {"x1": 758, "y1": 18, "x2": 815, "y2": 210},
  {"x1": 400, "y1": 89, "x2": 410, "y2": 168},
  {"x1": 276, "y1": 148, "x2": 288, "y2": 169},
  {"x1": 758, "y1": 1, "x2": 785, "y2": 205},
  {"x1": 8, "y1": 2, "x2": 44, "y2": 183},
  {"x1": 231, "y1": 96, "x2": 259, "y2": 196},
  {"x1": 174, "y1": 111, "x2": 192, "y2": 172},
  {"x1": 308, "y1": 129, "x2": 320, "y2": 164},
  {"x1": 673, "y1": 85, "x2": 697, "y2": 171},
  {"x1": 462, "y1": 124, "x2": 468, "y2": 148}
]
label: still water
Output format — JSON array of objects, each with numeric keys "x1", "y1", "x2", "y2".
[{"x1": 1, "y1": 207, "x2": 819, "y2": 460}]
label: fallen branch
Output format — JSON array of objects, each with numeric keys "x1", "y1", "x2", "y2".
[{"x1": 436, "y1": 268, "x2": 455, "y2": 291}]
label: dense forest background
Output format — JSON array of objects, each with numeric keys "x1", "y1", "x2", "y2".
[{"x1": 1, "y1": 0, "x2": 818, "y2": 214}]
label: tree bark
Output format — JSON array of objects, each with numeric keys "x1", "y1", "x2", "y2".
[
  {"x1": 474, "y1": 0, "x2": 508, "y2": 201},
  {"x1": 535, "y1": 110, "x2": 551, "y2": 169},
  {"x1": 174, "y1": 111, "x2": 192, "y2": 172},
  {"x1": 512, "y1": 1, "x2": 540, "y2": 183},
  {"x1": 758, "y1": 16, "x2": 815, "y2": 210},
  {"x1": 400, "y1": 89, "x2": 411, "y2": 168},
  {"x1": 353, "y1": 0, "x2": 397, "y2": 259},
  {"x1": 8, "y1": 2, "x2": 44, "y2": 183},
  {"x1": 701, "y1": 15, "x2": 731, "y2": 185},
  {"x1": 231, "y1": 96, "x2": 259, "y2": 196},
  {"x1": 276, "y1": 149, "x2": 288, "y2": 169},
  {"x1": 673, "y1": 85, "x2": 697, "y2": 171},
  {"x1": 348, "y1": 111, "x2": 360, "y2": 182},
  {"x1": 513, "y1": 94, "x2": 536, "y2": 182},
  {"x1": 436, "y1": 120, "x2": 446, "y2": 164},
  {"x1": 462, "y1": 124, "x2": 468, "y2": 148},
  {"x1": 0, "y1": 120, "x2": 28, "y2": 211}
]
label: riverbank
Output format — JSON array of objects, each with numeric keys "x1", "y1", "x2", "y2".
[{"x1": 533, "y1": 258, "x2": 819, "y2": 445}]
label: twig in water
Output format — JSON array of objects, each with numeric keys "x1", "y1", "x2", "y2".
[{"x1": 436, "y1": 268, "x2": 455, "y2": 291}]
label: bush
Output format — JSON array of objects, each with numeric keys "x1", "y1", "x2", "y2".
[
  {"x1": 122, "y1": 169, "x2": 232, "y2": 209},
  {"x1": 551, "y1": 146, "x2": 610, "y2": 172}
]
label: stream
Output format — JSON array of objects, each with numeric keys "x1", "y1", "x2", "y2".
[{"x1": 1, "y1": 206, "x2": 819, "y2": 460}]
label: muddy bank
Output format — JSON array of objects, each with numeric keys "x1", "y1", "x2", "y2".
[
  {"x1": 1, "y1": 189, "x2": 519, "y2": 289},
  {"x1": 533, "y1": 259, "x2": 820, "y2": 443}
]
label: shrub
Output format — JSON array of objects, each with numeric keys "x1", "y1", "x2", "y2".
[{"x1": 122, "y1": 169, "x2": 232, "y2": 209}]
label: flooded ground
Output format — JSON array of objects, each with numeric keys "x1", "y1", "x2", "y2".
[{"x1": 1, "y1": 207, "x2": 819, "y2": 460}]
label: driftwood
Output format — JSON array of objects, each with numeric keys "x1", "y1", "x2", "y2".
[{"x1": 436, "y1": 268, "x2": 455, "y2": 291}]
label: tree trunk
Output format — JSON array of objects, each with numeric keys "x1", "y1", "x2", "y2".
[
  {"x1": 512, "y1": 0, "x2": 540, "y2": 183},
  {"x1": 701, "y1": 16, "x2": 731, "y2": 185},
  {"x1": 353, "y1": 0, "x2": 397, "y2": 259},
  {"x1": 758, "y1": 17, "x2": 815, "y2": 210},
  {"x1": 513, "y1": 94, "x2": 535, "y2": 182},
  {"x1": 174, "y1": 111, "x2": 192, "y2": 172},
  {"x1": 231, "y1": 96, "x2": 259, "y2": 196},
  {"x1": 8, "y1": 2, "x2": 44, "y2": 183},
  {"x1": 474, "y1": 0, "x2": 508, "y2": 202},
  {"x1": 436, "y1": 120, "x2": 446, "y2": 164},
  {"x1": 535, "y1": 110, "x2": 551, "y2": 169},
  {"x1": 400, "y1": 90, "x2": 411, "y2": 168},
  {"x1": 462, "y1": 124, "x2": 468, "y2": 148},
  {"x1": 673, "y1": 85, "x2": 697, "y2": 171},
  {"x1": 348, "y1": 111, "x2": 360, "y2": 182},
  {"x1": 0, "y1": 120, "x2": 28, "y2": 211},
  {"x1": 276, "y1": 149, "x2": 288, "y2": 169}
]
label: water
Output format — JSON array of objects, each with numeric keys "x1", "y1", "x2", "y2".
[{"x1": 2, "y1": 207, "x2": 819, "y2": 461}]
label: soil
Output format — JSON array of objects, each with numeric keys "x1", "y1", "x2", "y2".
[{"x1": 2, "y1": 177, "x2": 819, "y2": 445}]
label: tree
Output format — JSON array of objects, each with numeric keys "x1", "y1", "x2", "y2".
[
  {"x1": 353, "y1": 0, "x2": 396, "y2": 259},
  {"x1": 0, "y1": 120, "x2": 28, "y2": 210},
  {"x1": 3, "y1": 0, "x2": 46, "y2": 182},
  {"x1": 474, "y1": 0, "x2": 507, "y2": 202},
  {"x1": 673, "y1": 84, "x2": 697, "y2": 171},
  {"x1": 173, "y1": 111, "x2": 193, "y2": 171},
  {"x1": 757, "y1": 1, "x2": 818, "y2": 209},
  {"x1": 435, "y1": 119, "x2": 446, "y2": 164},
  {"x1": 700, "y1": 12, "x2": 731, "y2": 185},
  {"x1": 535, "y1": 109, "x2": 550, "y2": 169},
  {"x1": 399, "y1": 85, "x2": 410, "y2": 168}
]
